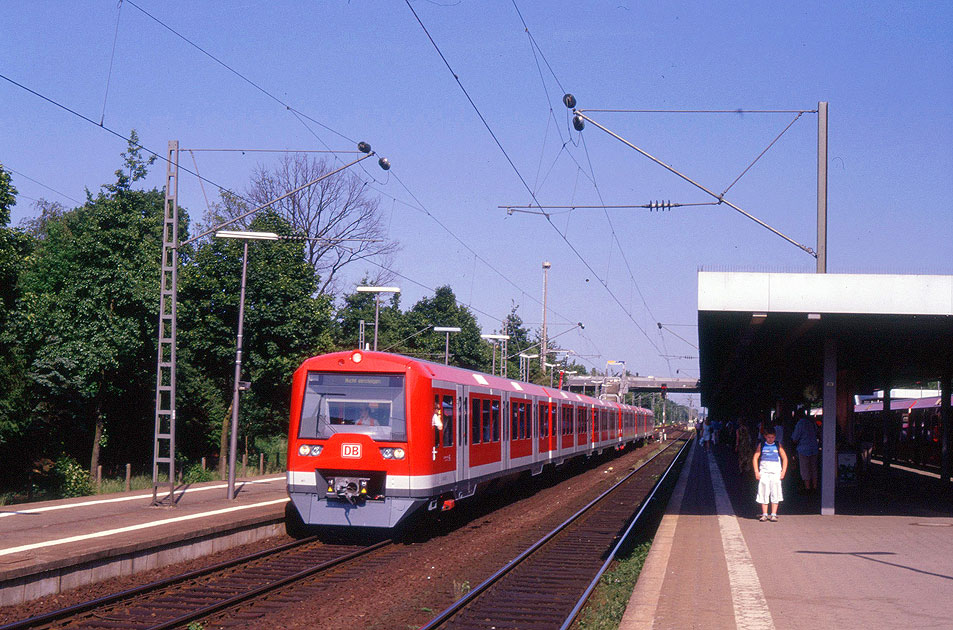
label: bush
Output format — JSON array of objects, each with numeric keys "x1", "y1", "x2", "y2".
[
  {"x1": 183, "y1": 462, "x2": 215, "y2": 484},
  {"x1": 55, "y1": 456, "x2": 93, "y2": 498}
]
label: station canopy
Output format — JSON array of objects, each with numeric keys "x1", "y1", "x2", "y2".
[{"x1": 697, "y1": 272, "x2": 953, "y2": 415}]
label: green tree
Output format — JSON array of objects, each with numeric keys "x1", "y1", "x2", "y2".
[
  {"x1": 337, "y1": 282, "x2": 405, "y2": 352},
  {"x1": 8, "y1": 138, "x2": 166, "y2": 478},
  {"x1": 403, "y1": 286, "x2": 489, "y2": 370},
  {"x1": 0, "y1": 165, "x2": 36, "y2": 475}
]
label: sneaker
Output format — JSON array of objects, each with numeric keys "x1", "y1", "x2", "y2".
[
  {"x1": 769, "y1": 514, "x2": 778, "y2": 522},
  {"x1": 759, "y1": 514, "x2": 768, "y2": 522}
]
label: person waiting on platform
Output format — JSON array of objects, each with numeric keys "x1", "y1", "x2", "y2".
[
  {"x1": 753, "y1": 427, "x2": 788, "y2": 522},
  {"x1": 700, "y1": 418, "x2": 713, "y2": 451},
  {"x1": 791, "y1": 409, "x2": 819, "y2": 493},
  {"x1": 736, "y1": 422, "x2": 754, "y2": 475}
]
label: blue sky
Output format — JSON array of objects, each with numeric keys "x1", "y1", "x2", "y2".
[{"x1": 2, "y1": 1, "x2": 951, "y2": 403}]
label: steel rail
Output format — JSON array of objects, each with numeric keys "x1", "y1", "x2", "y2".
[
  {"x1": 145, "y1": 539, "x2": 392, "y2": 630},
  {"x1": 0, "y1": 535, "x2": 319, "y2": 630},
  {"x1": 419, "y1": 437, "x2": 685, "y2": 630},
  {"x1": 559, "y1": 437, "x2": 692, "y2": 630}
]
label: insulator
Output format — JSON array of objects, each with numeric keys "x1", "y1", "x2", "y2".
[
  {"x1": 563, "y1": 93, "x2": 576, "y2": 109},
  {"x1": 572, "y1": 114, "x2": 585, "y2": 131},
  {"x1": 378, "y1": 157, "x2": 391, "y2": 171},
  {"x1": 357, "y1": 141, "x2": 371, "y2": 154}
]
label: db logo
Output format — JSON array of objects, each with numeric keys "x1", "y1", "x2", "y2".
[{"x1": 342, "y1": 443, "x2": 362, "y2": 459}]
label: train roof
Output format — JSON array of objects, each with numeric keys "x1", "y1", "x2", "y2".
[{"x1": 298, "y1": 350, "x2": 653, "y2": 414}]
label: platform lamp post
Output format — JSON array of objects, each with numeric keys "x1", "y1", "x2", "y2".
[
  {"x1": 519, "y1": 353, "x2": 538, "y2": 382},
  {"x1": 481, "y1": 334, "x2": 510, "y2": 376},
  {"x1": 356, "y1": 286, "x2": 400, "y2": 351},
  {"x1": 434, "y1": 327, "x2": 462, "y2": 365},
  {"x1": 215, "y1": 230, "x2": 282, "y2": 500},
  {"x1": 545, "y1": 362, "x2": 559, "y2": 387}
]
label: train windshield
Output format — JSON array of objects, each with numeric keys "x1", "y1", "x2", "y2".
[{"x1": 298, "y1": 372, "x2": 406, "y2": 442}]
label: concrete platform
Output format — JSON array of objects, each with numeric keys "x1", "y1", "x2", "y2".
[
  {"x1": 0, "y1": 476, "x2": 289, "y2": 606},
  {"x1": 621, "y1": 439, "x2": 953, "y2": 629}
]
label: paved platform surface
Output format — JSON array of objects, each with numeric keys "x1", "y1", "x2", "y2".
[
  {"x1": 622, "y1": 439, "x2": 953, "y2": 630},
  {"x1": 0, "y1": 476, "x2": 288, "y2": 587}
]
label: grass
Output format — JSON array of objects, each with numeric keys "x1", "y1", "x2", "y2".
[{"x1": 572, "y1": 540, "x2": 653, "y2": 630}]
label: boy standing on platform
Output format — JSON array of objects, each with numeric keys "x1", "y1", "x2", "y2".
[{"x1": 753, "y1": 427, "x2": 788, "y2": 522}]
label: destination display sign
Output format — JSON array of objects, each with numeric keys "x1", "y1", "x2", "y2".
[{"x1": 308, "y1": 373, "x2": 402, "y2": 388}]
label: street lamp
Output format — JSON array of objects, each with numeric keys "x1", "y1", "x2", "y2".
[
  {"x1": 356, "y1": 286, "x2": 400, "y2": 351},
  {"x1": 214, "y1": 229, "x2": 279, "y2": 500},
  {"x1": 481, "y1": 334, "x2": 510, "y2": 376},
  {"x1": 434, "y1": 326, "x2": 462, "y2": 365}
]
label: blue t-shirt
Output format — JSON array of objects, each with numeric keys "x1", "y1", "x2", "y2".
[{"x1": 759, "y1": 441, "x2": 782, "y2": 473}]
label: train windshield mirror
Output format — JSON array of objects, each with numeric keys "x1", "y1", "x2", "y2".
[{"x1": 299, "y1": 372, "x2": 406, "y2": 442}]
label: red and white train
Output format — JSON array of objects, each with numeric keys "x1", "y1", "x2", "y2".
[{"x1": 286, "y1": 350, "x2": 655, "y2": 529}]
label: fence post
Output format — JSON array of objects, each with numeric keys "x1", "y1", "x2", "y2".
[
  {"x1": 242, "y1": 453, "x2": 247, "y2": 478},
  {"x1": 125, "y1": 463, "x2": 131, "y2": 492},
  {"x1": 259, "y1": 452, "x2": 264, "y2": 476},
  {"x1": 96, "y1": 465, "x2": 102, "y2": 490},
  {"x1": 201, "y1": 457, "x2": 206, "y2": 471}
]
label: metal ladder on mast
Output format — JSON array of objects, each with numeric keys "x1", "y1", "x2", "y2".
[{"x1": 152, "y1": 141, "x2": 179, "y2": 505}]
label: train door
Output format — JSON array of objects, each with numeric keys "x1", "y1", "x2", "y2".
[
  {"x1": 538, "y1": 400, "x2": 553, "y2": 457},
  {"x1": 433, "y1": 387, "x2": 456, "y2": 475},
  {"x1": 561, "y1": 404, "x2": 574, "y2": 451},
  {"x1": 501, "y1": 393, "x2": 510, "y2": 467},
  {"x1": 456, "y1": 384, "x2": 468, "y2": 482}
]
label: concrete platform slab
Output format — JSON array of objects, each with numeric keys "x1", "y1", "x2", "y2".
[{"x1": 622, "y1": 440, "x2": 953, "y2": 629}]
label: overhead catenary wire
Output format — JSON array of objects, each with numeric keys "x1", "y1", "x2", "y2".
[
  {"x1": 99, "y1": 0, "x2": 124, "y2": 126},
  {"x1": 0, "y1": 72, "x2": 254, "y2": 213},
  {"x1": 719, "y1": 112, "x2": 804, "y2": 198},
  {"x1": 508, "y1": 4, "x2": 674, "y2": 368},
  {"x1": 574, "y1": 110, "x2": 818, "y2": 258},
  {"x1": 577, "y1": 109, "x2": 817, "y2": 114},
  {"x1": 6, "y1": 167, "x2": 83, "y2": 206},
  {"x1": 0, "y1": 23, "x2": 605, "y2": 378},
  {"x1": 501, "y1": 201, "x2": 718, "y2": 214},
  {"x1": 183, "y1": 149, "x2": 361, "y2": 154},
  {"x1": 124, "y1": 0, "x2": 355, "y2": 145},
  {"x1": 405, "y1": 1, "x2": 665, "y2": 358}
]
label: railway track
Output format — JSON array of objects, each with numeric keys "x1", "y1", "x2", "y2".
[
  {"x1": 421, "y1": 434, "x2": 690, "y2": 630},
  {"x1": 0, "y1": 536, "x2": 391, "y2": 630}
]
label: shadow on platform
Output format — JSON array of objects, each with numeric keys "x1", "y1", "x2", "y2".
[{"x1": 703, "y1": 442, "x2": 953, "y2": 519}]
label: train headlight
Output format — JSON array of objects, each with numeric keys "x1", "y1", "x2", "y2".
[
  {"x1": 380, "y1": 447, "x2": 394, "y2": 459},
  {"x1": 298, "y1": 444, "x2": 311, "y2": 456},
  {"x1": 298, "y1": 444, "x2": 322, "y2": 456},
  {"x1": 310, "y1": 445, "x2": 323, "y2": 456},
  {"x1": 393, "y1": 448, "x2": 406, "y2": 459},
  {"x1": 351, "y1": 350, "x2": 363, "y2": 364}
]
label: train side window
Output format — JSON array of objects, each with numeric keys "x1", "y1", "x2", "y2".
[
  {"x1": 442, "y1": 395, "x2": 454, "y2": 447},
  {"x1": 511, "y1": 402, "x2": 519, "y2": 441},
  {"x1": 491, "y1": 399, "x2": 501, "y2": 442},
  {"x1": 471, "y1": 398, "x2": 481, "y2": 445},
  {"x1": 482, "y1": 400, "x2": 492, "y2": 443},
  {"x1": 519, "y1": 403, "x2": 527, "y2": 439}
]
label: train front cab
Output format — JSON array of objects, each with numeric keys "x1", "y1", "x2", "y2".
[{"x1": 287, "y1": 352, "x2": 437, "y2": 529}]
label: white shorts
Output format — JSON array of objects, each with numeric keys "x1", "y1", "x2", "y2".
[{"x1": 756, "y1": 471, "x2": 783, "y2": 504}]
